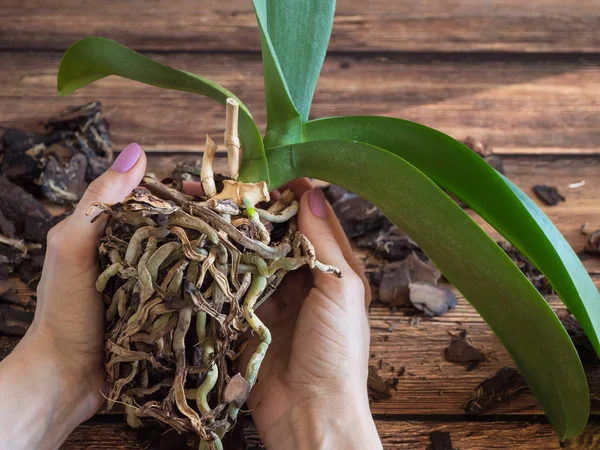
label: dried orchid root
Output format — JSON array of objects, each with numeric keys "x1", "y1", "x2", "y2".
[
  {"x1": 92, "y1": 103, "x2": 341, "y2": 445},
  {"x1": 243, "y1": 275, "x2": 270, "y2": 385},
  {"x1": 123, "y1": 396, "x2": 143, "y2": 428},
  {"x1": 196, "y1": 314, "x2": 218, "y2": 414},
  {"x1": 217, "y1": 274, "x2": 270, "y2": 436},
  {"x1": 224, "y1": 98, "x2": 241, "y2": 180},
  {"x1": 255, "y1": 199, "x2": 299, "y2": 223},
  {"x1": 201, "y1": 136, "x2": 218, "y2": 198},
  {"x1": 199, "y1": 436, "x2": 223, "y2": 450}
]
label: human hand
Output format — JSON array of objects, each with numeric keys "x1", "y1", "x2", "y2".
[
  {"x1": 0, "y1": 143, "x2": 146, "y2": 450},
  {"x1": 241, "y1": 179, "x2": 382, "y2": 450}
]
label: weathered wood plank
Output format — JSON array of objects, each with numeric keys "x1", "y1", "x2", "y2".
[
  {"x1": 372, "y1": 420, "x2": 600, "y2": 450},
  {"x1": 2, "y1": 0, "x2": 598, "y2": 53},
  {"x1": 367, "y1": 294, "x2": 600, "y2": 416},
  {"x1": 60, "y1": 419, "x2": 600, "y2": 449},
  {"x1": 1, "y1": 52, "x2": 598, "y2": 153},
  {"x1": 62, "y1": 423, "x2": 142, "y2": 450}
]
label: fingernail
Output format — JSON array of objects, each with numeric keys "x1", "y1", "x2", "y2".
[
  {"x1": 309, "y1": 188, "x2": 327, "y2": 219},
  {"x1": 111, "y1": 143, "x2": 141, "y2": 173}
]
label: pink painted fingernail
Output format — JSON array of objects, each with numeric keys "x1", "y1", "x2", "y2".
[
  {"x1": 111, "y1": 143, "x2": 141, "y2": 173},
  {"x1": 309, "y1": 188, "x2": 327, "y2": 219}
]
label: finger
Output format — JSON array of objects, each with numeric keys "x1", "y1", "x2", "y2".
[
  {"x1": 298, "y1": 188, "x2": 350, "y2": 270},
  {"x1": 269, "y1": 190, "x2": 281, "y2": 202},
  {"x1": 281, "y1": 178, "x2": 313, "y2": 199},
  {"x1": 182, "y1": 181, "x2": 204, "y2": 197},
  {"x1": 297, "y1": 188, "x2": 367, "y2": 310},
  {"x1": 325, "y1": 203, "x2": 372, "y2": 307},
  {"x1": 67, "y1": 142, "x2": 147, "y2": 246},
  {"x1": 255, "y1": 266, "x2": 313, "y2": 326},
  {"x1": 299, "y1": 188, "x2": 371, "y2": 306}
]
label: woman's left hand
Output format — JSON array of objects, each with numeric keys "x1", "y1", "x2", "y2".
[{"x1": 0, "y1": 143, "x2": 146, "y2": 450}]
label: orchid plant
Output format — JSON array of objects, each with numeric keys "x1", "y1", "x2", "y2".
[{"x1": 57, "y1": 0, "x2": 598, "y2": 440}]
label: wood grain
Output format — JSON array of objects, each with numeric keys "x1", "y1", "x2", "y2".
[
  {"x1": 372, "y1": 420, "x2": 600, "y2": 450},
  {"x1": 1, "y1": 52, "x2": 598, "y2": 153},
  {"x1": 367, "y1": 294, "x2": 600, "y2": 416},
  {"x1": 1, "y1": 0, "x2": 598, "y2": 53},
  {"x1": 59, "y1": 419, "x2": 600, "y2": 449}
]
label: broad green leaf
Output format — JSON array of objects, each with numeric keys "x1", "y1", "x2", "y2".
[
  {"x1": 267, "y1": 139, "x2": 588, "y2": 439},
  {"x1": 266, "y1": 0, "x2": 335, "y2": 122},
  {"x1": 252, "y1": 0, "x2": 302, "y2": 147},
  {"x1": 57, "y1": 37, "x2": 268, "y2": 183},
  {"x1": 303, "y1": 116, "x2": 600, "y2": 358}
]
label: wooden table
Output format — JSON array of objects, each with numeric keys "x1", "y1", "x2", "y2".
[{"x1": 1, "y1": 1, "x2": 599, "y2": 448}]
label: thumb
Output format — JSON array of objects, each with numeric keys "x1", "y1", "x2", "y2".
[
  {"x1": 67, "y1": 142, "x2": 147, "y2": 244},
  {"x1": 297, "y1": 188, "x2": 369, "y2": 307}
]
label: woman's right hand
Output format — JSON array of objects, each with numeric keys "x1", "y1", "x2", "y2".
[{"x1": 241, "y1": 179, "x2": 382, "y2": 450}]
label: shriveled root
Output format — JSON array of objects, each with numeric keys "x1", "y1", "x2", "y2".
[{"x1": 93, "y1": 173, "x2": 340, "y2": 444}]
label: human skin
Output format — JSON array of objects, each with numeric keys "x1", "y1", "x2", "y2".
[
  {"x1": 0, "y1": 144, "x2": 382, "y2": 449},
  {"x1": 239, "y1": 180, "x2": 382, "y2": 449}
]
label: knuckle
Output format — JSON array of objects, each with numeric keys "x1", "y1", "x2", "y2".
[
  {"x1": 320, "y1": 270, "x2": 364, "y2": 299},
  {"x1": 85, "y1": 177, "x2": 112, "y2": 202},
  {"x1": 345, "y1": 272, "x2": 366, "y2": 296},
  {"x1": 46, "y1": 225, "x2": 64, "y2": 250}
]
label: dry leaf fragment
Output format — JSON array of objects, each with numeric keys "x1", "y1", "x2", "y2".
[
  {"x1": 223, "y1": 373, "x2": 251, "y2": 407},
  {"x1": 408, "y1": 282, "x2": 457, "y2": 317}
]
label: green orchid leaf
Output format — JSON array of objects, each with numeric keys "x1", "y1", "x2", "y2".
[
  {"x1": 265, "y1": 0, "x2": 335, "y2": 122},
  {"x1": 252, "y1": 0, "x2": 302, "y2": 147},
  {"x1": 57, "y1": 37, "x2": 268, "y2": 183},
  {"x1": 267, "y1": 139, "x2": 589, "y2": 439},
  {"x1": 303, "y1": 116, "x2": 600, "y2": 359}
]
